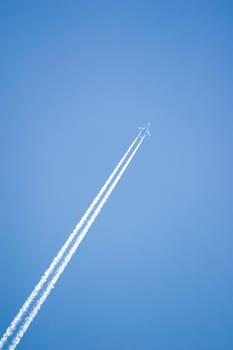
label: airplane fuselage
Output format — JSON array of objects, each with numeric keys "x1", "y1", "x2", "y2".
[{"x1": 137, "y1": 122, "x2": 151, "y2": 138}]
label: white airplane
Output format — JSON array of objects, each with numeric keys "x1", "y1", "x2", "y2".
[{"x1": 137, "y1": 122, "x2": 151, "y2": 138}]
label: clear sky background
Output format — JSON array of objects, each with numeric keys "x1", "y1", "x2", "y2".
[{"x1": 1, "y1": 1, "x2": 232, "y2": 349}]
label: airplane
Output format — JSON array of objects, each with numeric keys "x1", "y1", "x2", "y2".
[{"x1": 137, "y1": 122, "x2": 151, "y2": 138}]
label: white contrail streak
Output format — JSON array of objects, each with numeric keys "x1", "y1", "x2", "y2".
[
  {"x1": 9, "y1": 137, "x2": 144, "y2": 350},
  {"x1": 0, "y1": 137, "x2": 139, "y2": 349}
]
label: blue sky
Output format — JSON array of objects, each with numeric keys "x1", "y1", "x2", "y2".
[{"x1": 1, "y1": 1, "x2": 232, "y2": 349}]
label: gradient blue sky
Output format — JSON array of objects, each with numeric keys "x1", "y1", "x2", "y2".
[{"x1": 1, "y1": 1, "x2": 232, "y2": 349}]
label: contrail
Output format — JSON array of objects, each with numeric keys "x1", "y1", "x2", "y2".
[
  {"x1": 9, "y1": 136, "x2": 144, "y2": 350},
  {"x1": 0, "y1": 136, "x2": 139, "y2": 349}
]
